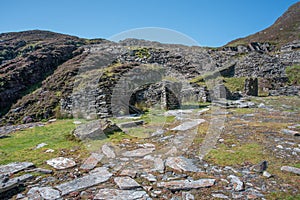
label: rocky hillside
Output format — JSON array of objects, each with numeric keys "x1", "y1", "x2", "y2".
[
  {"x1": 227, "y1": 2, "x2": 300, "y2": 47},
  {"x1": 0, "y1": 31, "x2": 104, "y2": 122}
]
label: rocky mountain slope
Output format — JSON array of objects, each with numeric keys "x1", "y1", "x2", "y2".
[
  {"x1": 227, "y1": 1, "x2": 300, "y2": 47},
  {"x1": 0, "y1": 31, "x2": 104, "y2": 118}
]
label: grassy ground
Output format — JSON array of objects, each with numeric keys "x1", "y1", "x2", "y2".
[{"x1": 0, "y1": 120, "x2": 88, "y2": 167}]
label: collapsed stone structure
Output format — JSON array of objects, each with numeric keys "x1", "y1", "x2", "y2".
[{"x1": 1, "y1": 33, "x2": 300, "y2": 123}]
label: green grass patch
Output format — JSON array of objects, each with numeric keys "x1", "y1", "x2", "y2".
[
  {"x1": 231, "y1": 107, "x2": 256, "y2": 114},
  {"x1": 223, "y1": 77, "x2": 246, "y2": 92},
  {"x1": 204, "y1": 143, "x2": 264, "y2": 166},
  {"x1": 266, "y1": 192, "x2": 300, "y2": 200},
  {"x1": 190, "y1": 76, "x2": 247, "y2": 92},
  {"x1": 131, "y1": 47, "x2": 150, "y2": 58},
  {"x1": 189, "y1": 75, "x2": 206, "y2": 86},
  {"x1": 124, "y1": 126, "x2": 155, "y2": 138},
  {"x1": 0, "y1": 120, "x2": 88, "y2": 167},
  {"x1": 286, "y1": 65, "x2": 300, "y2": 85}
]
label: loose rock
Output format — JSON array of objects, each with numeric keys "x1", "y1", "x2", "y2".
[
  {"x1": 102, "y1": 144, "x2": 116, "y2": 158},
  {"x1": 94, "y1": 189, "x2": 150, "y2": 200},
  {"x1": 55, "y1": 167, "x2": 112, "y2": 195},
  {"x1": 212, "y1": 193, "x2": 229, "y2": 199},
  {"x1": 165, "y1": 157, "x2": 200, "y2": 172},
  {"x1": 182, "y1": 191, "x2": 195, "y2": 200},
  {"x1": 281, "y1": 129, "x2": 300, "y2": 136},
  {"x1": 122, "y1": 148, "x2": 155, "y2": 157},
  {"x1": 118, "y1": 120, "x2": 144, "y2": 128},
  {"x1": 80, "y1": 153, "x2": 103, "y2": 170},
  {"x1": 228, "y1": 175, "x2": 244, "y2": 191},
  {"x1": 27, "y1": 187, "x2": 61, "y2": 200},
  {"x1": 0, "y1": 162, "x2": 34, "y2": 175},
  {"x1": 171, "y1": 119, "x2": 205, "y2": 131},
  {"x1": 0, "y1": 174, "x2": 33, "y2": 193},
  {"x1": 114, "y1": 176, "x2": 141, "y2": 190},
  {"x1": 157, "y1": 179, "x2": 215, "y2": 190},
  {"x1": 280, "y1": 166, "x2": 300, "y2": 175},
  {"x1": 46, "y1": 157, "x2": 76, "y2": 170}
]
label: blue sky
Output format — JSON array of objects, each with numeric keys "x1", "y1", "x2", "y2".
[{"x1": 1, "y1": 0, "x2": 298, "y2": 47}]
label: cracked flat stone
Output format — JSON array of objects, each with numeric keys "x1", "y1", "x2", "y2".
[
  {"x1": 0, "y1": 162, "x2": 34, "y2": 175},
  {"x1": 102, "y1": 144, "x2": 116, "y2": 158},
  {"x1": 114, "y1": 176, "x2": 141, "y2": 190},
  {"x1": 46, "y1": 157, "x2": 76, "y2": 170},
  {"x1": 55, "y1": 167, "x2": 112, "y2": 195},
  {"x1": 165, "y1": 157, "x2": 200, "y2": 172},
  {"x1": 0, "y1": 174, "x2": 33, "y2": 193},
  {"x1": 157, "y1": 179, "x2": 215, "y2": 190},
  {"x1": 27, "y1": 187, "x2": 61, "y2": 200},
  {"x1": 94, "y1": 189, "x2": 149, "y2": 200},
  {"x1": 122, "y1": 148, "x2": 155, "y2": 157},
  {"x1": 80, "y1": 153, "x2": 103, "y2": 170},
  {"x1": 281, "y1": 166, "x2": 300, "y2": 175},
  {"x1": 171, "y1": 119, "x2": 205, "y2": 131}
]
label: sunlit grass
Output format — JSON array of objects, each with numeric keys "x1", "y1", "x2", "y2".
[{"x1": 0, "y1": 120, "x2": 89, "y2": 167}]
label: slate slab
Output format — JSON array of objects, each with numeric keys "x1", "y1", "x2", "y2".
[
  {"x1": 102, "y1": 144, "x2": 116, "y2": 158},
  {"x1": 55, "y1": 167, "x2": 112, "y2": 195},
  {"x1": 165, "y1": 157, "x2": 200, "y2": 172},
  {"x1": 94, "y1": 189, "x2": 149, "y2": 200},
  {"x1": 0, "y1": 162, "x2": 34, "y2": 175},
  {"x1": 171, "y1": 119, "x2": 205, "y2": 131},
  {"x1": 0, "y1": 174, "x2": 33, "y2": 193},
  {"x1": 118, "y1": 120, "x2": 144, "y2": 128},
  {"x1": 114, "y1": 176, "x2": 141, "y2": 190},
  {"x1": 281, "y1": 166, "x2": 300, "y2": 175},
  {"x1": 27, "y1": 187, "x2": 61, "y2": 200},
  {"x1": 157, "y1": 179, "x2": 215, "y2": 190},
  {"x1": 122, "y1": 148, "x2": 155, "y2": 157},
  {"x1": 144, "y1": 155, "x2": 165, "y2": 173},
  {"x1": 80, "y1": 153, "x2": 103, "y2": 170}
]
